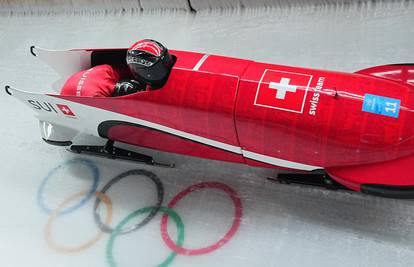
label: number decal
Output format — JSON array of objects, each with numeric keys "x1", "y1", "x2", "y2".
[{"x1": 362, "y1": 94, "x2": 401, "y2": 119}]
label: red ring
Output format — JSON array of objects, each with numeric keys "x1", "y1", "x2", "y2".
[{"x1": 160, "y1": 182, "x2": 243, "y2": 256}]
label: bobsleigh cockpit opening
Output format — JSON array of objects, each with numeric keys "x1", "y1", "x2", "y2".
[
  {"x1": 59, "y1": 46, "x2": 177, "y2": 98},
  {"x1": 90, "y1": 49, "x2": 177, "y2": 70},
  {"x1": 90, "y1": 49, "x2": 128, "y2": 68}
]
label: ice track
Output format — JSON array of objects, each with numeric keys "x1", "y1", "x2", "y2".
[{"x1": 1, "y1": 1, "x2": 414, "y2": 267}]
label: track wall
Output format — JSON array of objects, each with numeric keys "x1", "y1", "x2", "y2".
[{"x1": 0, "y1": 0, "x2": 409, "y2": 14}]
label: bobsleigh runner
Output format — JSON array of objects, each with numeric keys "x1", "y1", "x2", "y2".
[{"x1": 5, "y1": 45, "x2": 414, "y2": 199}]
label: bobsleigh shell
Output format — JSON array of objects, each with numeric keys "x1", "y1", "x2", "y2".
[
  {"x1": 7, "y1": 46, "x2": 414, "y2": 198},
  {"x1": 60, "y1": 64, "x2": 120, "y2": 97}
]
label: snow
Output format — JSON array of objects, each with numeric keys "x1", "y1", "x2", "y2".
[{"x1": 1, "y1": 1, "x2": 414, "y2": 267}]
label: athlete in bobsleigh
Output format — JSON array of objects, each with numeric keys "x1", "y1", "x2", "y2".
[
  {"x1": 61, "y1": 39, "x2": 175, "y2": 97},
  {"x1": 5, "y1": 39, "x2": 414, "y2": 199}
]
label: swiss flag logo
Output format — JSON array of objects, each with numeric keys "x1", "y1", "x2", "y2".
[
  {"x1": 57, "y1": 104, "x2": 76, "y2": 116},
  {"x1": 254, "y1": 70, "x2": 313, "y2": 113}
]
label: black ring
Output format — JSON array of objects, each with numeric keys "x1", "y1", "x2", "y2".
[{"x1": 93, "y1": 169, "x2": 163, "y2": 235}]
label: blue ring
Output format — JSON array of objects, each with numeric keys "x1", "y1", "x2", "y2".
[{"x1": 37, "y1": 158, "x2": 99, "y2": 216}]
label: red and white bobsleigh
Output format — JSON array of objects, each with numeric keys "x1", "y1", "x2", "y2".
[{"x1": 5, "y1": 46, "x2": 414, "y2": 198}]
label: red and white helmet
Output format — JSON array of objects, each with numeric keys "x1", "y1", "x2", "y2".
[{"x1": 126, "y1": 39, "x2": 174, "y2": 89}]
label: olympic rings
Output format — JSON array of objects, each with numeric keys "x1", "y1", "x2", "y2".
[
  {"x1": 93, "y1": 169, "x2": 164, "y2": 234},
  {"x1": 106, "y1": 206, "x2": 184, "y2": 267},
  {"x1": 160, "y1": 182, "x2": 243, "y2": 256},
  {"x1": 38, "y1": 159, "x2": 244, "y2": 264},
  {"x1": 44, "y1": 191, "x2": 112, "y2": 253},
  {"x1": 37, "y1": 158, "x2": 100, "y2": 215}
]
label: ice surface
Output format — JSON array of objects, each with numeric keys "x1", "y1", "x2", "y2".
[{"x1": 1, "y1": 2, "x2": 414, "y2": 267}]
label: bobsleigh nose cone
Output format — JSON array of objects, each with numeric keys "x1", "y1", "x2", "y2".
[{"x1": 39, "y1": 120, "x2": 78, "y2": 146}]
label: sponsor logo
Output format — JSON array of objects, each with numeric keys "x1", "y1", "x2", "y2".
[
  {"x1": 254, "y1": 70, "x2": 313, "y2": 113},
  {"x1": 28, "y1": 100, "x2": 76, "y2": 118},
  {"x1": 309, "y1": 77, "x2": 325, "y2": 116},
  {"x1": 76, "y1": 67, "x2": 94, "y2": 96},
  {"x1": 362, "y1": 94, "x2": 401, "y2": 118},
  {"x1": 28, "y1": 100, "x2": 58, "y2": 113}
]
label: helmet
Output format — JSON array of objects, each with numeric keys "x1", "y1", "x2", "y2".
[{"x1": 126, "y1": 39, "x2": 174, "y2": 89}]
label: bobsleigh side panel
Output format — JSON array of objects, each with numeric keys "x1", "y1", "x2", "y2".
[
  {"x1": 169, "y1": 50, "x2": 206, "y2": 69},
  {"x1": 195, "y1": 54, "x2": 253, "y2": 77},
  {"x1": 105, "y1": 124, "x2": 245, "y2": 163},
  {"x1": 55, "y1": 55, "x2": 248, "y2": 163},
  {"x1": 236, "y1": 61, "x2": 414, "y2": 169},
  {"x1": 58, "y1": 68, "x2": 240, "y2": 146},
  {"x1": 8, "y1": 87, "x2": 120, "y2": 138}
]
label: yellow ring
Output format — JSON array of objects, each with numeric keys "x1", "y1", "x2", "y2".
[{"x1": 44, "y1": 191, "x2": 112, "y2": 253}]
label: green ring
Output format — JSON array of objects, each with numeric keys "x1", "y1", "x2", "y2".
[{"x1": 106, "y1": 206, "x2": 184, "y2": 267}]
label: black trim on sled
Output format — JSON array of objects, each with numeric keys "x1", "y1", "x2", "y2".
[
  {"x1": 388, "y1": 63, "x2": 414, "y2": 66},
  {"x1": 42, "y1": 138, "x2": 72, "y2": 147},
  {"x1": 30, "y1": 46, "x2": 37, "y2": 57},
  {"x1": 98, "y1": 120, "x2": 134, "y2": 139},
  {"x1": 361, "y1": 184, "x2": 414, "y2": 199},
  {"x1": 98, "y1": 120, "x2": 218, "y2": 148},
  {"x1": 5, "y1": 85, "x2": 12, "y2": 95}
]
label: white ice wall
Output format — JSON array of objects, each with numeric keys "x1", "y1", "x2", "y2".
[{"x1": 0, "y1": 0, "x2": 406, "y2": 14}]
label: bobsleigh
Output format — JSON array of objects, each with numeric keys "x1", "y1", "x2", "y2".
[{"x1": 5, "y1": 46, "x2": 414, "y2": 199}]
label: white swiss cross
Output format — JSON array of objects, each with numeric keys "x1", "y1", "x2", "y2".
[
  {"x1": 269, "y1": 78, "x2": 297, "y2": 99},
  {"x1": 61, "y1": 106, "x2": 70, "y2": 114}
]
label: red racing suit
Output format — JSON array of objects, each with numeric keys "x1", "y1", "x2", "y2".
[{"x1": 60, "y1": 64, "x2": 131, "y2": 97}]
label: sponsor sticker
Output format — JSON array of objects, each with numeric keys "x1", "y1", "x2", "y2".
[
  {"x1": 57, "y1": 104, "x2": 76, "y2": 116},
  {"x1": 254, "y1": 69, "x2": 313, "y2": 113},
  {"x1": 362, "y1": 94, "x2": 400, "y2": 118},
  {"x1": 27, "y1": 100, "x2": 77, "y2": 118}
]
